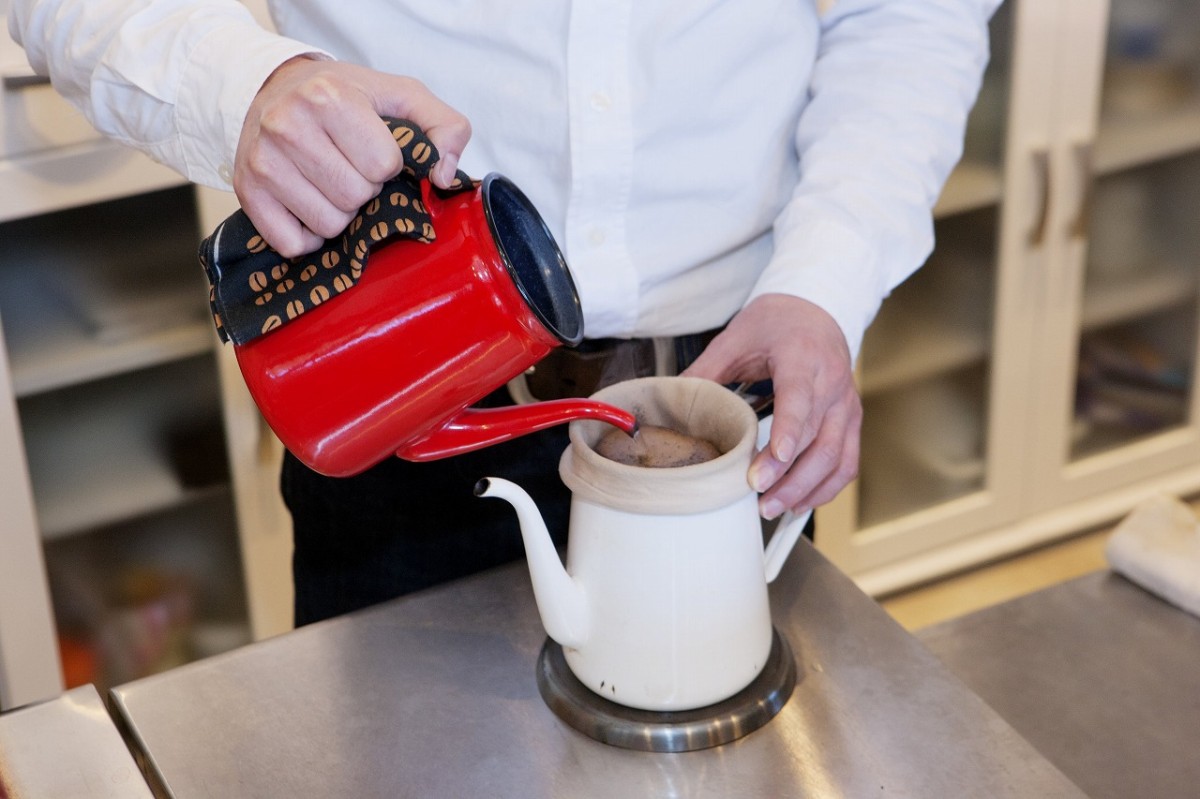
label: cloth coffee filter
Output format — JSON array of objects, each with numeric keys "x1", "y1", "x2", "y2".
[{"x1": 559, "y1": 376, "x2": 758, "y2": 515}]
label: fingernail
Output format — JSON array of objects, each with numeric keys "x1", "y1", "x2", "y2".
[
  {"x1": 748, "y1": 463, "x2": 771, "y2": 493},
  {"x1": 437, "y1": 153, "x2": 459, "y2": 187},
  {"x1": 772, "y1": 435, "x2": 796, "y2": 463},
  {"x1": 760, "y1": 498, "x2": 784, "y2": 520}
]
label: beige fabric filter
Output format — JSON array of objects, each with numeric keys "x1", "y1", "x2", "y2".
[{"x1": 559, "y1": 376, "x2": 758, "y2": 515}]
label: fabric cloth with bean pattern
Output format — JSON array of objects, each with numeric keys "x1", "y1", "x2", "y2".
[{"x1": 197, "y1": 118, "x2": 474, "y2": 345}]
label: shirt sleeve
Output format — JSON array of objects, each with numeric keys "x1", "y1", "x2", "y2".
[
  {"x1": 7, "y1": 0, "x2": 329, "y2": 189},
  {"x1": 746, "y1": 0, "x2": 1002, "y2": 359}
]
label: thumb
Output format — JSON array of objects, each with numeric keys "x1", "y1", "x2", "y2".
[{"x1": 679, "y1": 346, "x2": 730, "y2": 382}]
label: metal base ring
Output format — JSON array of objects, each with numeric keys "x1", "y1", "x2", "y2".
[{"x1": 535, "y1": 627, "x2": 796, "y2": 753}]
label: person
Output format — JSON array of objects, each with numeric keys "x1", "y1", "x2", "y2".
[{"x1": 11, "y1": 0, "x2": 1001, "y2": 624}]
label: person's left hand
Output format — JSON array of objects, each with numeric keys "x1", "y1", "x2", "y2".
[{"x1": 682, "y1": 293, "x2": 862, "y2": 520}]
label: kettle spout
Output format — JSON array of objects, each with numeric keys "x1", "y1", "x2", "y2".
[{"x1": 474, "y1": 477, "x2": 588, "y2": 648}]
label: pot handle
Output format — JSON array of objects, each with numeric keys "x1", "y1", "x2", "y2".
[
  {"x1": 756, "y1": 415, "x2": 813, "y2": 583},
  {"x1": 763, "y1": 509, "x2": 814, "y2": 583},
  {"x1": 396, "y1": 399, "x2": 638, "y2": 462}
]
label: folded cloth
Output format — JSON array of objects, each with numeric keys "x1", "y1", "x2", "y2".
[
  {"x1": 1106, "y1": 493, "x2": 1200, "y2": 618},
  {"x1": 198, "y1": 118, "x2": 474, "y2": 345}
]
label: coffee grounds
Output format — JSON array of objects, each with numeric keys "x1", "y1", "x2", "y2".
[{"x1": 595, "y1": 424, "x2": 721, "y2": 468}]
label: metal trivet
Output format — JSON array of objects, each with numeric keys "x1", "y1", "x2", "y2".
[{"x1": 535, "y1": 627, "x2": 795, "y2": 753}]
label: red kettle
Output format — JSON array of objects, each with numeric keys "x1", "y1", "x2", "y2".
[{"x1": 232, "y1": 174, "x2": 636, "y2": 477}]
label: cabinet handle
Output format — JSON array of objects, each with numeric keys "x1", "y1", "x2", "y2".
[
  {"x1": 1028, "y1": 148, "x2": 1051, "y2": 248},
  {"x1": 1069, "y1": 141, "x2": 1094, "y2": 240}
]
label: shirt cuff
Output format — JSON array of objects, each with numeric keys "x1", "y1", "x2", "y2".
[
  {"x1": 747, "y1": 216, "x2": 902, "y2": 362},
  {"x1": 175, "y1": 26, "x2": 330, "y2": 189}
]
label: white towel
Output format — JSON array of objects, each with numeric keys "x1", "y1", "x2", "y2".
[{"x1": 1106, "y1": 494, "x2": 1200, "y2": 618}]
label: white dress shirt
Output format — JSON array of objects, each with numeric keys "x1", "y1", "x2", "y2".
[{"x1": 10, "y1": 0, "x2": 999, "y2": 357}]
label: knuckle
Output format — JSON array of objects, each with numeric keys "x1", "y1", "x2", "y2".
[
  {"x1": 311, "y1": 210, "x2": 352, "y2": 240},
  {"x1": 275, "y1": 241, "x2": 304, "y2": 259},
  {"x1": 297, "y1": 74, "x2": 343, "y2": 109},
  {"x1": 397, "y1": 75, "x2": 428, "y2": 95},
  {"x1": 240, "y1": 148, "x2": 274, "y2": 182},
  {"x1": 323, "y1": 174, "x2": 372, "y2": 214},
  {"x1": 268, "y1": 228, "x2": 303, "y2": 259},
  {"x1": 258, "y1": 107, "x2": 303, "y2": 146},
  {"x1": 364, "y1": 154, "x2": 401, "y2": 184},
  {"x1": 448, "y1": 114, "x2": 473, "y2": 142},
  {"x1": 811, "y1": 439, "x2": 843, "y2": 472}
]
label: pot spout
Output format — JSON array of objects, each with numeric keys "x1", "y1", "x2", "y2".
[
  {"x1": 399, "y1": 400, "x2": 637, "y2": 462},
  {"x1": 474, "y1": 477, "x2": 588, "y2": 648}
]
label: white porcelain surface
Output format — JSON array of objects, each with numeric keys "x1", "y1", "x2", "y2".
[
  {"x1": 479, "y1": 378, "x2": 811, "y2": 712},
  {"x1": 562, "y1": 494, "x2": 774, "y2": 711}
]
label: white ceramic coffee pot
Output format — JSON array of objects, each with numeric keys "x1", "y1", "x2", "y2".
[{"x1": 475, "y1": 376, "x2": 810, "y2": 712}]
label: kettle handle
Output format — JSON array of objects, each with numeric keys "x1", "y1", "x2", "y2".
[
  {"x1": 763, "y1": 509, "x2": 813, "y2": 583},
  {"x1": 756, "y1": 415, "x2": 813, "y2": 583},
  {"x1": 396, "y1": 399, "x2": 637, "y2": 462}
]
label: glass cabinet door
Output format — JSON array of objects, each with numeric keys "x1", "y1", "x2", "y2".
[
  {"x1": 1072, "y1": 0, "x2": 1200, "y2": 462},
  {"x1": 840, "y1": 1, "x2": 1029, "y2": 572},
  {"x1": 1024, "y1": 0, "x2": 1200, "y2": 514},
  {"x1": 821, "y1": 0, "x2": 1200, "y2": 590}
]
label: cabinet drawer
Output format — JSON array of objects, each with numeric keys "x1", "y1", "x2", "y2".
[{"x1": 1, "y1": 18, "x2": 105, "y2": 160}]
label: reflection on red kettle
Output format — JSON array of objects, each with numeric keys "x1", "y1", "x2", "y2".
[{"x1": 233, "y1": 174, "x2": 637, "y2": 477}]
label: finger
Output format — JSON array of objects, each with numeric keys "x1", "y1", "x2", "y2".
[
  {"x1": 320, "y1": 106, "x2": 405, "y2": 187},
  {"x1": 236, "y1": 142, "x2": 354, "y2": 255},
  {"x1": 763, "y1": 366, "x2": 819, "y2": 465},
  {"x1": 254, "y1": 155, "x2": 357, "y2": 241},
  {"x1": 255, "y1": 104, "x2": 386, "y2": 216},
  {"x1": 367, "y1": 75, "x2": 472, "y2": 188},
  {"x1": 796, "y1": 414, "x2": 861, "y2": 510},
  {"x1": 757, "y1": 398, "x2": 860, "y2": 518},
  {"x1": 236, "y1": 184, "x2": 326, "y2": 258},
  {"x1": 292, "y1": 129, "x2": 385, "y2": 215}
]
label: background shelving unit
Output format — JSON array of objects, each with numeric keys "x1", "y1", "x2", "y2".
[
  {"x1": 0, "y1": 0, "x2": 290, "y2": 711},
  {"x1": 819, "y1": 0, "x2": 1200, "y2": 596},
  {"x1": 0, "y1": 185, "x2": 252, "y2": 705}
]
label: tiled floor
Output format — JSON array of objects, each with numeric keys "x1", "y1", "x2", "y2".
[{"x1": 879, "y1": 528, "x2": 1112, "y2": 631}]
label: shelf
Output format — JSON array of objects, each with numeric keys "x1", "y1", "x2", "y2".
[
  {"x1": 0, "y1": 139, "x2": 186, "y2": 223},
  {"x1": 861, "y1": 244, "x2": 994, "y2": 395},
  {"x1": 1095, "y1": 100, "x2": 1200, "y2": 176},
  {"x1": 861, "y1": 307, "x2": 990, "y2": 395},
  {"x1": 0, "y1": 267, "x2": 214, "y2": 397},
  {"x1": 43, "y1": 499, "x2": 251, "y2": 691},
  {"x1": 1080, "y1": 264, "x2": 1197, "y2": 331},
  {"x1": 859, "y1": 372, "x2": 988, "y2": 528},
  {"x1": 0, "y1": 186, "x2": 213, "y2": 396},
  {"x1": 857, "y1": 429, "x2": 984, "y2": 529},
  {"x1": 19, "y1": 356, "x2": 229, "y2": 540},
  {"x1": 934, "y1": 159, "x2": 1003, "y2": 218}
]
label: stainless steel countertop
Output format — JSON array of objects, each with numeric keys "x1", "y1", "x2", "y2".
[
  {"x1": 920, "y1": 570, "x2": 1200, "y2": 799},
  {"x1": 0, "y1": 684, "x2": 153, "y2": 798},
  {"x1": 111, "y1": 540, "x2": 1084, "y2": 798}
]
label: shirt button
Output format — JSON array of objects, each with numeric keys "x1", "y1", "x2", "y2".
[
  {"x1": 588, "y1": 228, "x2": 607, "y2": 247},
  {"x1": 590, "y1": 91, "x2": 613, "y2": 112},
  {"x1": 218, "y1": 163, "x2": 234, "y2": 184}
]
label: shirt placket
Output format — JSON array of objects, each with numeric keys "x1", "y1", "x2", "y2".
[{"x1": 563, "y1": 0, "x2": 638, "y2": 337}]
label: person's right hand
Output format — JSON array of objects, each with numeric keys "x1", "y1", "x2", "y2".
[{"x1": 234, "y1": 56, "x2": 472, "y2": 258}]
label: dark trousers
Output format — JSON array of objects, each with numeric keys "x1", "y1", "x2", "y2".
[
  {"x1": 283, "y1": 364, "x2": 815, "y2": 626},
  {"x1": 284, "y1": 391, "x2": 572, "y2": 626}
]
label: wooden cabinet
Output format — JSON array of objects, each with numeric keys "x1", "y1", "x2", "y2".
[
  {"x1": 820, "y1": 0, "x2": 1200, "y2": 595},
  {"x1": 0, "y1": 0, "x2": 293, "y2": 712},
  {"x1": 0, "y1": 43, "x2": 237, "y2": 713},
  {"x1": 0, "y1": 183, "x2": 264, "y2": 711}
]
